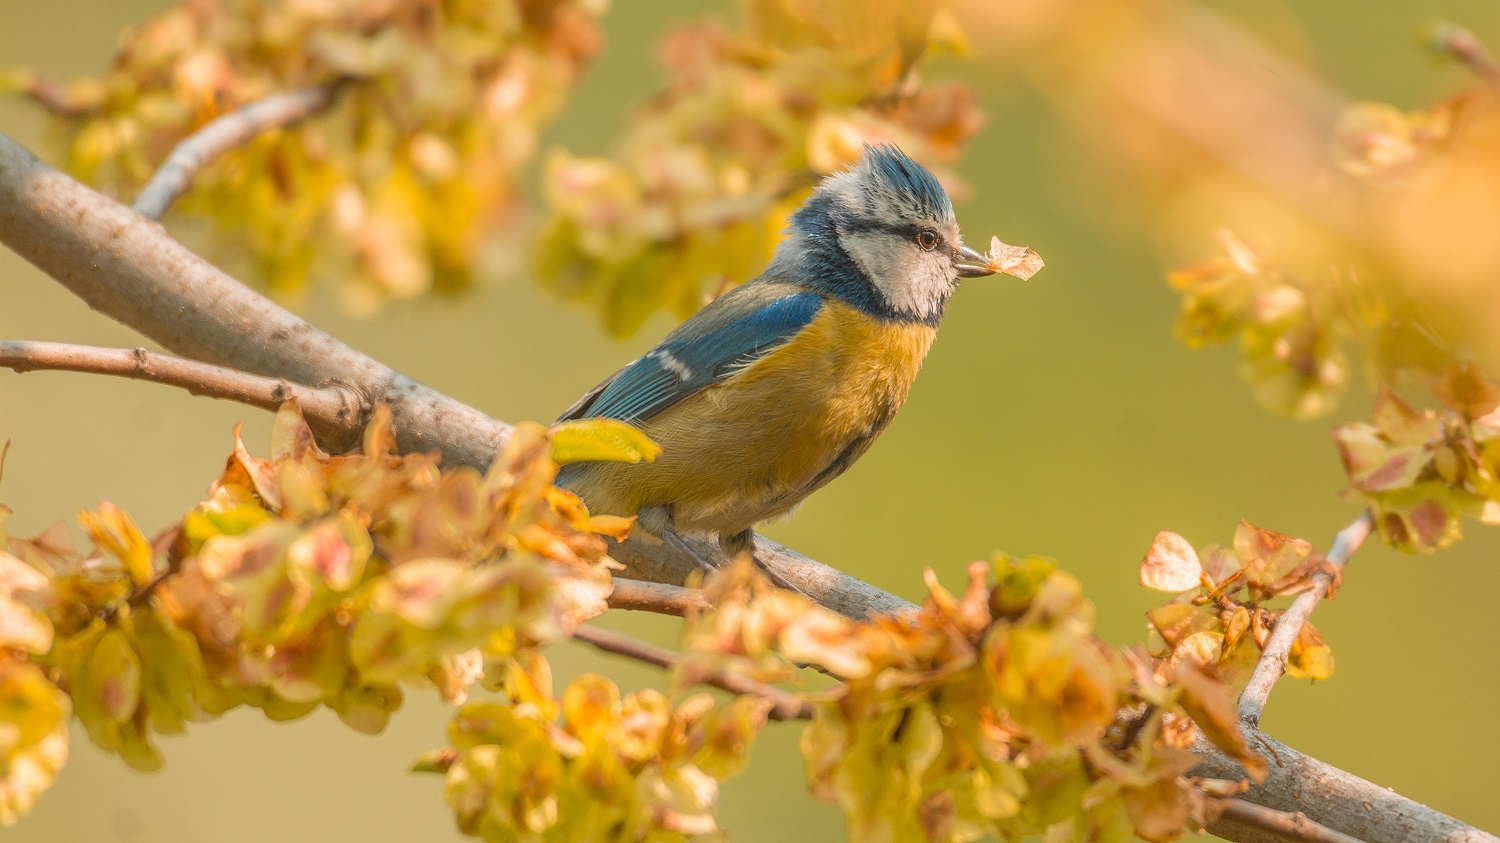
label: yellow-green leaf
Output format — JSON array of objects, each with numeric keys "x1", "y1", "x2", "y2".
[{"x1": 549, "y1": 418, "x2": 662, "y2": 465}]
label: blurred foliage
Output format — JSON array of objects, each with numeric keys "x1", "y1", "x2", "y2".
[
  {"x1": 1167, "y1": 231, "x2": 1362, "y2": 421},
  {"x1": 534, "y1": 0, "x2": 982, "y2": 335},
  {"x1": 2, "y1": 0, "x2": 607, "y2": 313},
  {"x1": 0, "y1": 405, "x2": 627, "y2": 822},
  {"x1": 1332, "y1": 367, "x2": 1500, "y2": 552},
  {"x1": 431, "y1": 657, "x2": 769, "y2": 841},
  {"x1": 1161, "y1": 25, "x2": 1500, "y2": 555},
  {"x1": 0, "y1": 530, "x2": 70, "y2": 827},
  {"x1": 2, "y1": 0, "x2": 982, "y2": 330},
  {"x1": 1323, "y1": 40, "x2": 1500, "y2": 371},
  {"x1": 677, "y1": 557, "x2": 1264, "y2": 843},
  {"x1": 0, "y1": 406, "x2": 1351, "y2": 841}
]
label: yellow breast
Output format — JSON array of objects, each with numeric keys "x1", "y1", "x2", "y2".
[
  {"x1": 728, "y1": 301, "x2": 935, "y2": 451},
  {"x1": 567, "y1": 302, "x2": 937, "y2": 535}
]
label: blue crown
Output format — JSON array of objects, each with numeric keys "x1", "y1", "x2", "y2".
[{"x1": 859, "y1": 144, "x2": 952, "y2": 222}]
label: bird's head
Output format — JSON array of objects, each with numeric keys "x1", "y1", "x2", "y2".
[{"x1": 773, "y1": 144, "x2": 995, "y2": 324}]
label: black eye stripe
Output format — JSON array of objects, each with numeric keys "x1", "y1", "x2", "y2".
[{"x1": 842, "y1": 220, "x2": 947, "y2": 249}]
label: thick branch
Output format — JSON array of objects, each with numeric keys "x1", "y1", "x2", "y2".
[
  {"x1": 0, "y1": 340, "x2": 358, "y2": 429},
  {"x1": 1194, "y1": 731, "x2": 1497, "y2": 843},
  {"x1": 570, "y1": 624, "x2": 811, "y2": 721},
  {"x1": 1238, "y1": 511, "x2": 1373, "y2": 727},
  {"x1": 133, "y1": 84, "x2": 343, "y2": 220},
  {"x1": 1217, "y1": 800, "x2": 1366, "y2": 843}
]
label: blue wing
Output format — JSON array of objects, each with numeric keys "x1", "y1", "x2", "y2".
[{"x1": 559, "y1": 286, "x2": 824, "y2": 425}]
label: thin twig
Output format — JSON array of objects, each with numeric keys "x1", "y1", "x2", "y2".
[
  {"x1": 1113, "y1": 702, "x2": 1157, "y2": 752},
  {"x1": 570, "y1": 624, "x2": 812, "y2": 721},
  {"x1": 1216, "y1": 799, "x2": 1366, "y2": 843},
  {"x1": 133, "y1": 83, "x2": 343, "y2": 220},
  {"x1": 14, "y1": 70, "x2": 93, "y2": 117},
  {"x1": 1238, "y1": 510, "x2": 1374, "y2": 727},
  {"x1": 607, "y1": 578, "x2": 711, "y2": 616},
  {"x1": 124, "y1": 567, "x2": 176, "y2": 610},
  {"x1": 0, "y1": 340, "x2": 359, "y2": 430},
  {"x1": 1433, "y1": 23, "x2": 1500, "y2": 85}
]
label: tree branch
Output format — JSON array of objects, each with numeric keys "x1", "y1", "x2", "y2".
[
  {"x1": 570, "y1": 624, "x2": 812, "y2": 721},
  {"x1": 0, "y1": 131, "x2": 1492, "y2": 843},
  {"x1": 0, "y1": 129, "x2": 504, "y2": 462},
  {"x1": 1216, "y1": 799, "x2": 1367, "y2": 843},
  {"x1": 1193, "y1": 730, "x2": 1496, "y2": 843},
  {"x1": 1238, "y1": 510, "x2": 1374, "y2": 728},
  {"x1": 610, "y1": 532, "x2": 917, "y2": 619},
  {"x1": 606, "y1": 578, "x2": 710, "y2": 616},
  {"x1": 0, "y1": 340, "x2": 358, "y2": 429},
  {"x1": 0, "y1": 129, "x2": 903, "y2": 620},
  {"x1": 133, "y1": 84, "x2": 343, "y2": 220}
]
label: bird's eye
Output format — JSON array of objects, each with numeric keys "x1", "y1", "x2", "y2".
[{"x1": 916, "y1": 229, "x2": 939, "y2": 251}]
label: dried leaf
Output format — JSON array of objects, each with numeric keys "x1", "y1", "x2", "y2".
[
  {"x1": 1232, "y1": 521, "x2": 1321, "y2": 595},
  {"x1": 1140, "y1": 531, "x2": 1204, "y2": 592},
  {"x1": 1146, "y1": 603, "x2": 1216, "y2": 651},
  {"x1": 1287, "y1": 623, "x2": 1335, "y2": 681},
  {"x1": 1435, "y1": 361, "x2": 1500, "y2": 419},
  {"x1": 1171, "y1": 662, "x2": 1266, "y2": 783},
  {"x1": 984, "y1": 235, "x2": 1045, "y2": 280}
]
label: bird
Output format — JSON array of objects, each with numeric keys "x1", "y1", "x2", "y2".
[{"x1": 556, "y1": 144, "x2": 999, "y2": 589}]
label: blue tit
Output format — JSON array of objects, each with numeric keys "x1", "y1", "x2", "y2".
[{"x1": 556, "y1": 144, "x2": 998, "y2": 585}]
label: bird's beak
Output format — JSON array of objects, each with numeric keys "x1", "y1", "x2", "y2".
[{"x1": 954, "y1": 244, "x2": 996, "y2": 278}]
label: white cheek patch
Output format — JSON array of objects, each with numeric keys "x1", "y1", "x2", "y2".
[{"x1": 838, "y1": 231, "x2": 953, "y2": 320}]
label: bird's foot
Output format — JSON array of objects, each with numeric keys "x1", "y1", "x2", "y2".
[
  {"x1": 661, "y1": 526, "x2": 720, "y2": 577},
  {"x1": 659, "y1": 525, "x2": 808, "y2": 598},
  {"x1": 750, "y1": 555, "x2": 808, "y2": 598},
  {"x1": 721, "y1": 529, "x2": 807, "y2": 598}
]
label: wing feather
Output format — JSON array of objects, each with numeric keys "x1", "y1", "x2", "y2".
[{"x1": 559, "y1": 288, "x2": 823, "y2": 425}]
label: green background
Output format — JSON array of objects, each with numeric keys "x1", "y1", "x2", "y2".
[{"x1": 1, "y1": 1, "x2": 1496, "y2": 840}]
